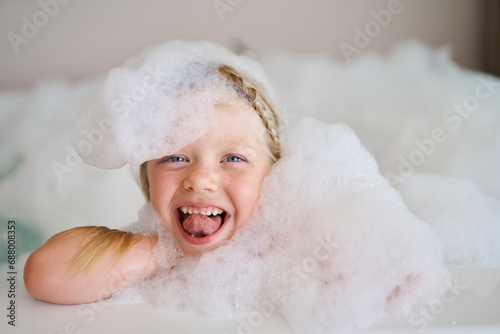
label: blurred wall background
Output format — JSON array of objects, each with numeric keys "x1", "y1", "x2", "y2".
[{"x1": 0, "y1": 0, "x2": 492, "y2": 90}]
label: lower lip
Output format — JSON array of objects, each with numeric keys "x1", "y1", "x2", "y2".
[{"x1": 176, "y1": 213, "x2": 229, "y2": 245}]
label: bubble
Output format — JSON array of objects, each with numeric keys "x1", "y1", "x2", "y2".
[
  {"x1": 116, "y1": 117, "x2": 449, "y2": 333},
  {"x1": 71, "y1": 40, "x2": 278, "y2": 169},
  {"x1": 72, "y1": 40, "x2": 498, "y2": 333},
  {"x1": 397, "y1": 174, "x2": 500, "y2": 267}
]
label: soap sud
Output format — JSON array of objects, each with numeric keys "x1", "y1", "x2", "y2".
[
  {"x1": 397, "y1": 174, "x2": 500, "y2": 267},
  {"x1": 71, "y1": 40, "x2": 278, "y2": 169},
  {"x1": 116, "y1": 118, "x2": 450, "y2": 333},
  {"x1": 101, "y1": 40, "x2": 498, "y2": 332},
  {"x1": 259, "y1": 39, "x2": 500, "y2": 267},
  {"x1": 260, "y1": 40, "x2": 500, "y2": 199}
]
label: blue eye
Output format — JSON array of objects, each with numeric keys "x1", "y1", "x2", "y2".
[
  {"x1": 162, "y1": 155, "x2": 188, "y2": 163},
  {"x1": 223, "y1": 155, "x2": 245, "y2": 163}
]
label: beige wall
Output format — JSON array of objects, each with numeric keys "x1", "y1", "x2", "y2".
[{"x1": 0, "y1": 0, "x2": 486, "y2": 90}]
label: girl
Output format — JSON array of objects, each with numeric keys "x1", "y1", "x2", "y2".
[
  {"x1": 23, "y1": 41, "x2": 448, "y2": 334},
  {"x1": 24, "y1": 41, "x2": 281, "y2": 305}
]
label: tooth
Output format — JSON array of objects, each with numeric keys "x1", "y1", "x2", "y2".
[{"x1": 182, "y1": 206, "x2": 224, "y2": 216}]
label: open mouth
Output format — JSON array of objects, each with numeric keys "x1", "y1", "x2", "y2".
[{"x1": 178, "y1": 206, "x2": 227, "y2": 238}]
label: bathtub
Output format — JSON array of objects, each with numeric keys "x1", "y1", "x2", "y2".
[{"x1": 1, "y1": 266, "x2": 499, "y2": 334}]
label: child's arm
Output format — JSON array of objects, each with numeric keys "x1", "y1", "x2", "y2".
[{"x1": 24, "y1": 226, "x2": 159, "y2": 305}]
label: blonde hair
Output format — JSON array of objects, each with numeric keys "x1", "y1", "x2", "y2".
[
  {"x1": 139, "y1": 65, "x2": 281, "y2": 201},
  {"x1": 67, "y1": 226, "x2": 141, "y2": 274}
]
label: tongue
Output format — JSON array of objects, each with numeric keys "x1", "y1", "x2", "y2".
[{"x1": 183, "y1": 213, "x2": 222, "y2": 237}]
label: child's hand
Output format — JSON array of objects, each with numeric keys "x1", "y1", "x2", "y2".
[{"x1": 24, "y1": 227, "x2": 159, "y2": 304}]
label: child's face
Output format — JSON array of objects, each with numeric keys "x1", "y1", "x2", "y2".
[{"x1": 147, "y1": 101, "x2": 272, "y2": 255}]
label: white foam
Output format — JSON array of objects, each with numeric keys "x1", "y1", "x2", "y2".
[
  {"x1": 397, "y1": 174, "x2": 500, "y2": 267},
  {"x1": 116, "y1": 117, "x2": 449, "y2": 333},
  {"x1": 71, "y1": 40, "x2": 278, "y2": 169},
  {"x1": 261, "y1": 40, "x2": 500, "y2": 194}
]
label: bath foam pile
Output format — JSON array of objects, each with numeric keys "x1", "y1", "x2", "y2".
[
  {"x1": 260, "y1": 40, "x2": 500, "y2": 267},
  {"x1": 60, "y1": 39, "x2": 496, "y2": 332},
  {"x1": 398, "y1": 174, "x2": 500, "y2": 267},
  {"x1": 118, "y1": 118, "x2": 450, "y2": 333},
  {"x1": 70, "y1": 40, "x2": 277, "y2": 169}
]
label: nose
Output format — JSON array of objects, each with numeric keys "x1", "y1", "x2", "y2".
[{"x1": 183, "y1": 163, "x2": 220, "y2": 193}]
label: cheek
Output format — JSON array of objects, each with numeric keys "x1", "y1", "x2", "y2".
[
  {"x1": 148, "y1": 171, "x2": 175, "y2": 213},
  {"x1": 233, "y1": 169, "x2": 270, "y2": 223},
  {"x1": 148, "y1": 176, "x2": 178, "y2": 234}
]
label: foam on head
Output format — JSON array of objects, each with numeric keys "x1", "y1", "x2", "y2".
[
  {"x1": 71, "y1": 40, "x2": 278, "y2": 169},
  {"x1": 117, "y1": 117, "x2": 449, "y2": 333}
]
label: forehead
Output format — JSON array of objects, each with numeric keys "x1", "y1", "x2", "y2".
[{"x1": 207, "y1": 101, "x2": 265, "y2": 146}]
